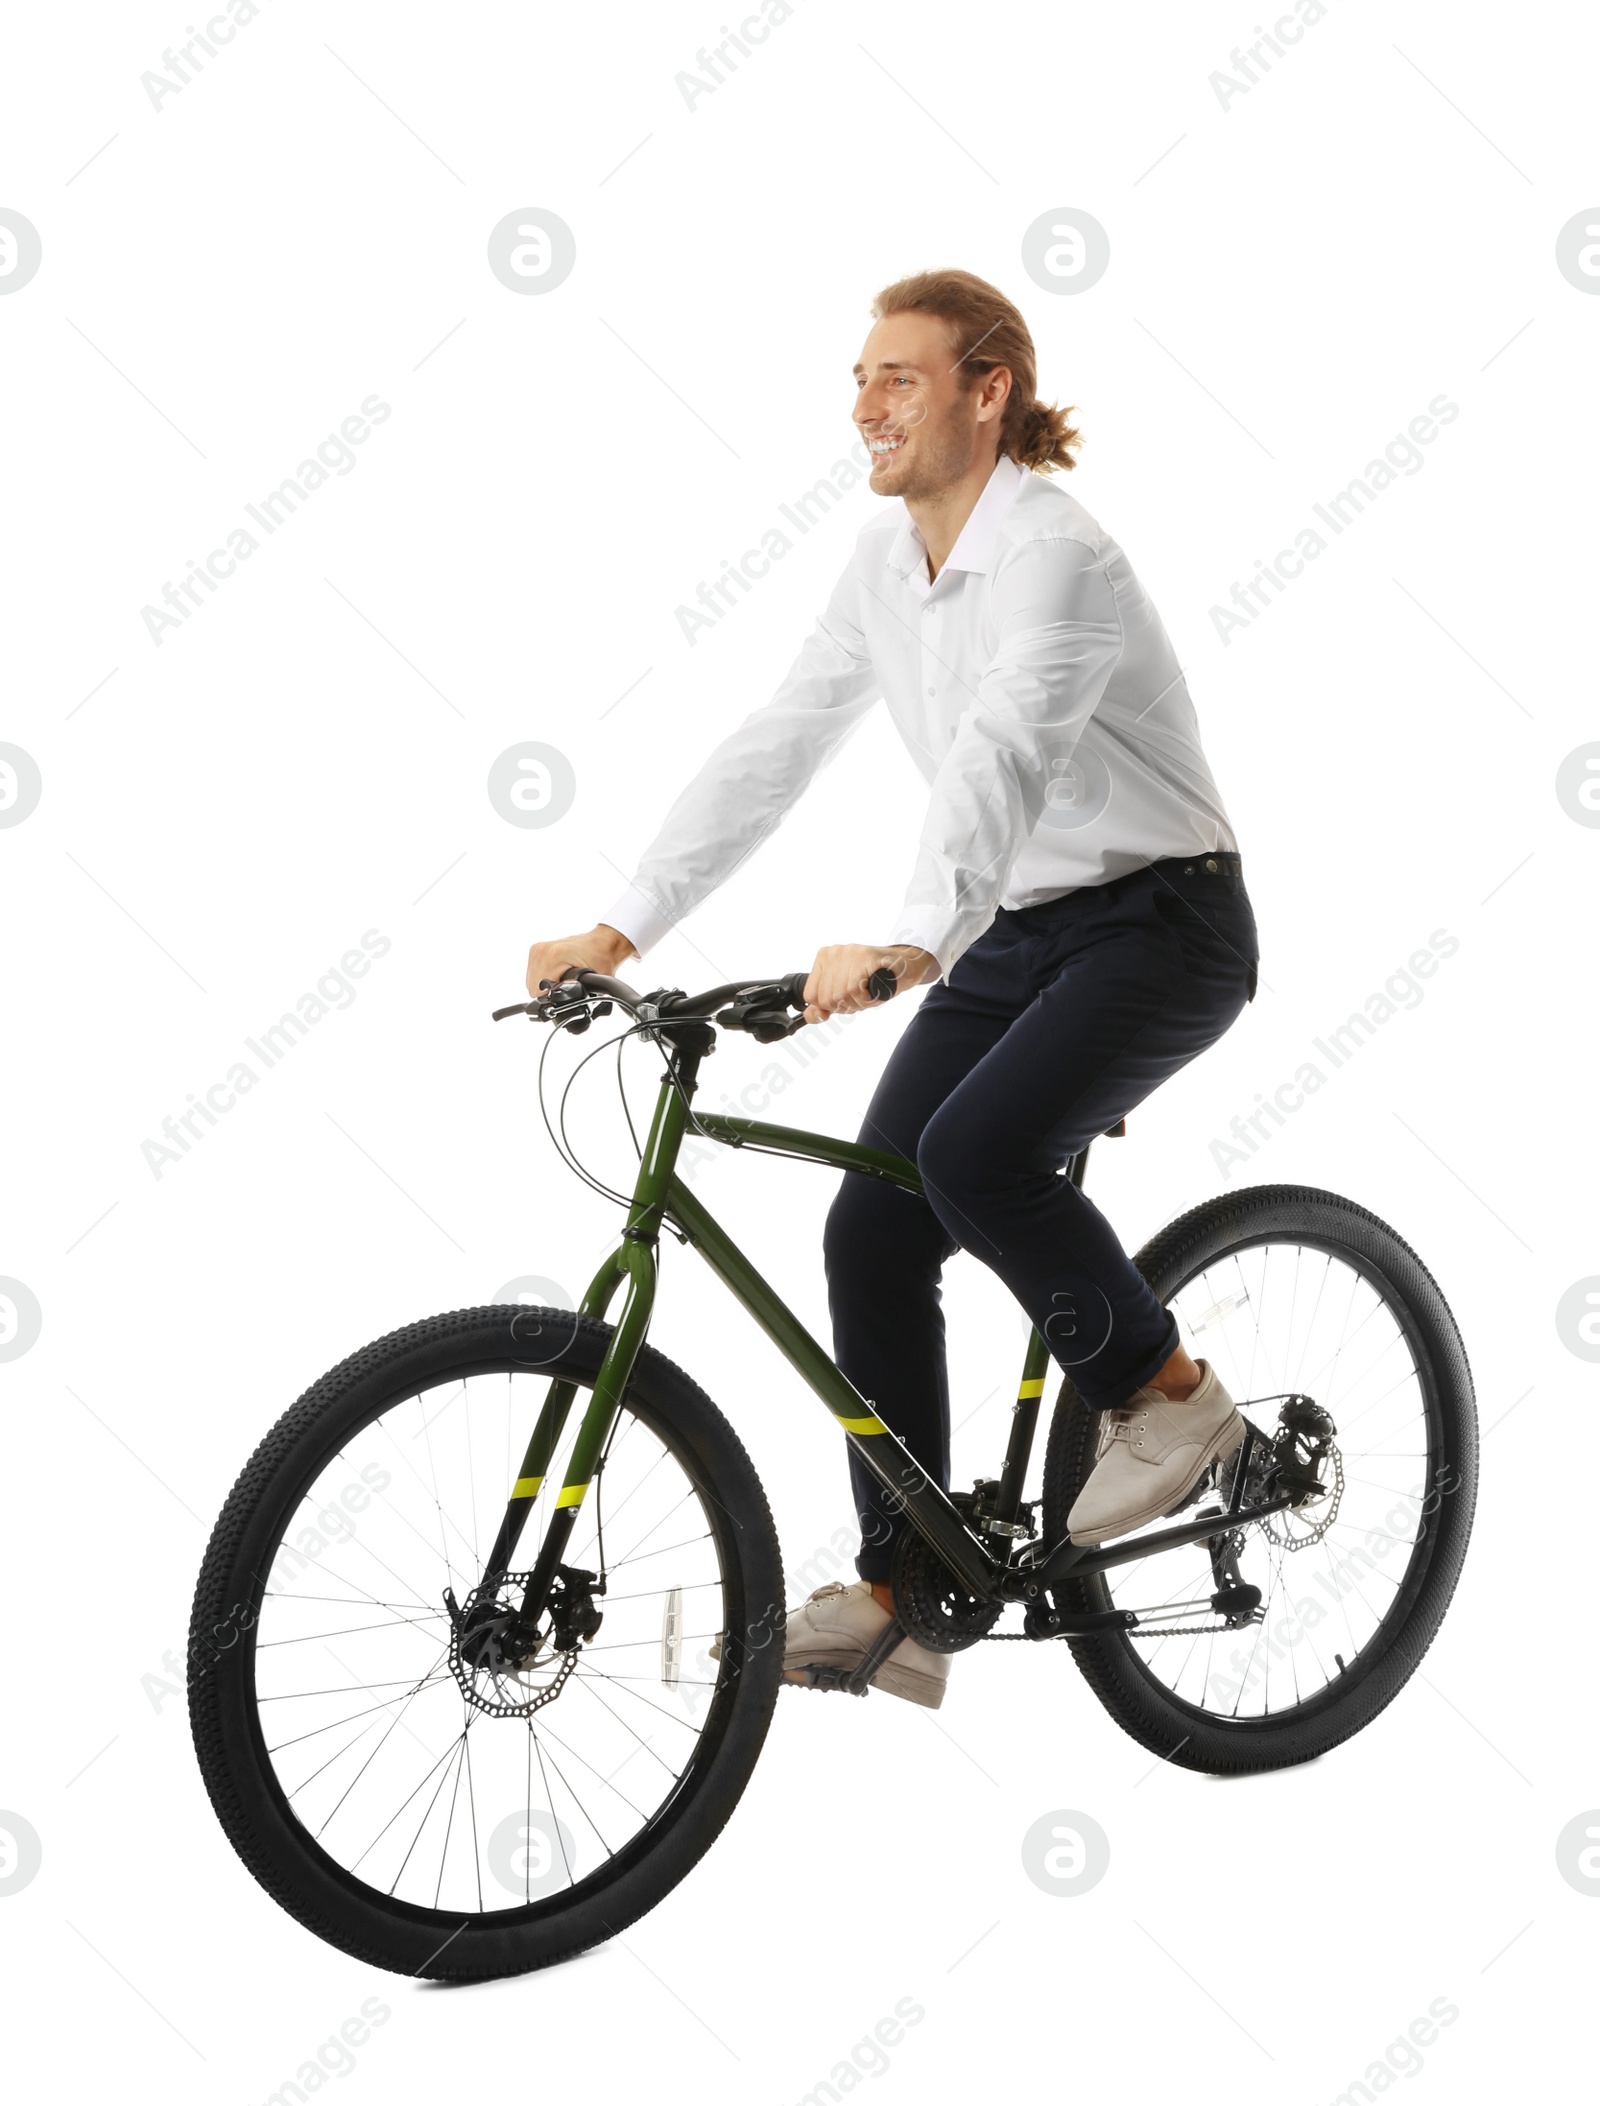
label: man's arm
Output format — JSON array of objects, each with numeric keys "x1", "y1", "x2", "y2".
[
  {"x1": 600, "y1": 562, "x2": 881, "y2": 956},
  {"x1": 887, "y1": 535, "x2": 1123, "y2": 978},
  {"x1": 525, "y1": 561, "x2": 880, "y2": 999}
]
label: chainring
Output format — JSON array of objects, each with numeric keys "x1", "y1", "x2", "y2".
[{"x1": 891, "y1": 1509, "x2": 1004, "y2": 1653}]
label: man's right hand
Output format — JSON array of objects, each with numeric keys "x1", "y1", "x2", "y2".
[{"x1": 525, "y1": 925, "x2": 637, "y2": 1001}]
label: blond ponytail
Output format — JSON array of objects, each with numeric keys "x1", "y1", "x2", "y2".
[{"x1": 1013, "y1": 397, "x2": 1082, "y2": 474}]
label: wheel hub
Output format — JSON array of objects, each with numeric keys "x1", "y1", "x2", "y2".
[{"x1": 444, "y1": 1572, "x2": 591, "y2": 1718}]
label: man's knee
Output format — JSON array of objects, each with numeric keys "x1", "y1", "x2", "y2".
[
  {"x1": 824, "y1": 1171, "x2": 948, "y2": 1286},
  {"x1": 915, "y1": 1112, "x2": 993, "y2": 1239}
]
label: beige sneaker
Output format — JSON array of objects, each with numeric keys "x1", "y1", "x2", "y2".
[
  {"x1": 1067, "y1": 1361, "x2": 1243, "y2": 1546},
  {"x1": 780, "y1": 1580, "x2": 950, "y2": 1710}
]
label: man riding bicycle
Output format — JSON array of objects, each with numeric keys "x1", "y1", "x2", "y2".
[{"x1": 524, "y1": 267, "x2": 1259, "y2": 1712}]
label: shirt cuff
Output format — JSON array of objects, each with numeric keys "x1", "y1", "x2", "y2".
[
  {"x1": 886, "y1": 915, "x2": 961, "y2": 984},
  {"x1": 599, "y1": 882, "x2": 678, "y2": 960}
]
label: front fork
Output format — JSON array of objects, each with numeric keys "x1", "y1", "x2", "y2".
[{"x1": 479, "y1": 1063, "x2": 696, "y2": 1632}]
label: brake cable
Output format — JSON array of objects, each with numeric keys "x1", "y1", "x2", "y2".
[
  {"x1": 531, "y1": 977, "x2": 835, "y2": 1207},
  {"x1": 535, "y1": 1016, "x2": 653, "y2": 1210}
]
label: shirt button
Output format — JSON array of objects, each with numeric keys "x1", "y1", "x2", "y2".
[{"x1": 927, "y1": 687, "x2": 936, "y2": 698}]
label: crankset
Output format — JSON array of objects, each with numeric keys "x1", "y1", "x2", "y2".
[{"x1": 891, "y1": 1488, "x2": 1007, "y2": 1652}]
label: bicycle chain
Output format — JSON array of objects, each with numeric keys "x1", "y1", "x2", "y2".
[{"x1": 982, "y1": 1616, "x2": 1240, "y2": 1640}]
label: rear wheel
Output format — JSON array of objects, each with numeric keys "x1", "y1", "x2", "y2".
[
  {"x1": 189, "y1": 1307, "x2": 784, "y2": 1977},
  {"x1": 1041, "y1": 1187, "x2": 1477, "y2": 1774}
]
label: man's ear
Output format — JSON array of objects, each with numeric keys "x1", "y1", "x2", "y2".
[{"x1": 980, "y1": 366, "x2": 1013, "y2": 423}]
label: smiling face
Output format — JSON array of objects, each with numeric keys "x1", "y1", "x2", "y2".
[{"x1": 852, "y1": 308, "x2": 1011, "y2": 501}]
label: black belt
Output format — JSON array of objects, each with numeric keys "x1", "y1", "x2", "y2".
[
  {"x1": 1011, "y1": 852, "x2": 1247, "y2": 922},
  {"x1": 1151, "y1": 852, "x2": 1243, "y2": 881},
  {"x1": 1091, "y1": 853, "x2": 1244, "y2": 905}
]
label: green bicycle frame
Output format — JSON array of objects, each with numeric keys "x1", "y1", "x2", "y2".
[
  {"x1": 487, "y1": 1049, "x2": 1043, "y2": 1627},
  {"x1": 491, "y1": 1045, "x2": 1287, "y2": 1634}
]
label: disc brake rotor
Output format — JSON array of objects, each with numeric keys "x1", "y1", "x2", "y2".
[{"x1": 445, "y1": 1573, "x2": 580, "y2": 1719}]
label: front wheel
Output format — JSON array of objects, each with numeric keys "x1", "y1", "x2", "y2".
[
  {"x1": 189, "y1": 1307, "x2": 784, "y2": 1977},
  {"x1": 1041, "y1": 1186, "x2": 1477, "y2": 1774}
]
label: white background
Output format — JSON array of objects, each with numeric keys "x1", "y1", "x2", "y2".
[{"x1": 4, "y1": 0, "x2": 1597, "y2": 2097}]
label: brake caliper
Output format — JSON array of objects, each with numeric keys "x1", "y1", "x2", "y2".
[
  {"x1": 1270, "y1": 1396, "x2": 1338, "y2": 1504},
  {"x1": 1254, "y1": 1395, "x2": 1344, "y2": 1550}
]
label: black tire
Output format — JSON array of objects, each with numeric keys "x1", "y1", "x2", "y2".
[
  {"x1": 1041, "y1": 1187, "x2": 1477, "y2": 1774},
  {"x1": 189, "y1": 1307, "x2": 784, "y2": 1977}
]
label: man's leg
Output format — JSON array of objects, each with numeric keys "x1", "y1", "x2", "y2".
[
  {"x1": 823, "y1": 924, "x2": 1032, "y2": 1584},
  {"x1": 913, "y1": 872, "x2": 1257, "y2": 1410},
  {"x1": 782, "y1": 936, "x2": 1031, "y2": 1707}
]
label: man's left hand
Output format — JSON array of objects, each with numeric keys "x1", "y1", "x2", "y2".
[{"x1": 802, "y1": 944, "x2": 938, "y2": 1024}]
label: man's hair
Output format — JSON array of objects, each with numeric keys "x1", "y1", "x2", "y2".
[{"x1": 870, "y1": 268, "x2": 1082, "y2": 473}]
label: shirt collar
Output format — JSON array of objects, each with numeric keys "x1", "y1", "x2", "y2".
[{"x1": 886, "y1": 453, "x2": 1026, "y2": 586}]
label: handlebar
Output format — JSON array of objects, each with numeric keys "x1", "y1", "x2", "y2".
[{"x1": 491, "y1": 964, "x2": 898, "y2": 1036}]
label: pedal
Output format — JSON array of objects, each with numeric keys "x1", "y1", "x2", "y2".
[
  {"x1": 787, "y1": 1615, "x2": 908, "y2": 1697},
  {"x1": 1161, "y1": 1462, "x2": 1226, "y2": 1521},
  {"x1": 1212, "y1": 1439, "x2": 1245, "y2": 1500},
  {"x1": 788, "y1": 1664, "x2": 870, "y2": 1697}
]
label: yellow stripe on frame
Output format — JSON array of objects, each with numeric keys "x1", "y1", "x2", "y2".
[
  {"x1": 511, "y1": 1476, "x2": 543, "y2": 1500},
  {"x1": 837, "y1": 1413, "x2": 889, "y2": 1435},
  {"x1": 1017, "y1": 1378, "x2": 1046, "y2": 1399},
  {"x1": 555, "y1": 1482, "x2": 588, "y2": 1508}
]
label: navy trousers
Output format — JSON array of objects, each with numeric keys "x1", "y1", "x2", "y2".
[{"x1": 823, "y1": 859, "x2": 1259, "y2": 1582}]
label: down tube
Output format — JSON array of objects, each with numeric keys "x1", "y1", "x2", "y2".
[{"x1": 663, "y1": 1175, "x2": 997, "y2": 1596}]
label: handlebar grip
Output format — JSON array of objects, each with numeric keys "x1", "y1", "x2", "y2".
[
  {"x1": 574, "y1": 969, "x2": 643, "y2": 1005},
  {"x1": 776, "y1": 968, "x2": 896, "y2": 1011}
]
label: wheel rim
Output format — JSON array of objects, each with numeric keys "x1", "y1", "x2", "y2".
[
  {"x1": 245, "y1": 1367, "x2": 735, "y2": 1917},
  {"x1": 1090, "y1": 1236, "x2": 1444, "y2": 1724}
]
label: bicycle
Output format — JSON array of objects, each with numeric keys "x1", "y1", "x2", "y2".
[{"x1": 190, "y1": 965, "x2": 1477, "y2": 1979}]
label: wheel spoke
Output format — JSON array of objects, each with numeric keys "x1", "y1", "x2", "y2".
[
  {"x1": 1100, "y1": 1234, "x2": 1439, "y2": 1722},
  {"x1": 245, "y1": 1362, "x2": 737, "y2": 1919}
]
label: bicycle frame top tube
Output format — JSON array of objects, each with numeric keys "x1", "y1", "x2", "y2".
[{"x1": 688, "y1": 1112, "x2": 924, "y2": 1195}]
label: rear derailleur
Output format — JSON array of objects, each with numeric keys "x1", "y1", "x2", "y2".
[{"x1": 1138, "y1": 1393, "x2": 1343, "y2": 1635}]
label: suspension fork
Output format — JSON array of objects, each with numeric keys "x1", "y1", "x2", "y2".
[
  {"x1": 481, "y1": 1059, "x2": 695, "y2": 1626},
  {"x1": 511, "y1": 1233, "x2": 657, "y2": 1628},
  {"x1": 478, "y1": 1247, "x2": 630, "y2": 1583}
]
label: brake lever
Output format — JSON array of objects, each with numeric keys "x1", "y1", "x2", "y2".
[
  {"x1": 490, "y1": 980, "x2": 611, "y2": 1032},
  {"x1": 715, "y1": 979, "x2": 816, "y2": 1038},
  {"x1": 717, "y1": 966, "x2": 895, "y2": 1040},
  {"x1": 745, "y1": 1011, "x2": 805, "y2": 1044}
]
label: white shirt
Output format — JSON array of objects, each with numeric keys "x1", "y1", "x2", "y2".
[{"x1": 603, "y1": 454, "x2": 1237, "y2": 978}]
